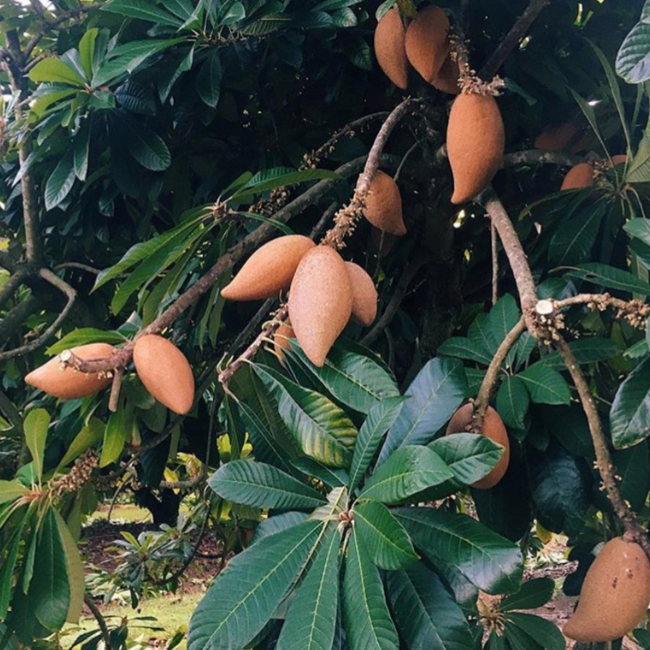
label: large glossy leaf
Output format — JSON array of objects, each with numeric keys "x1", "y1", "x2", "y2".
[
  {"x1": 538, "y1": 337, "x2": 620, "y2": 369},
  {"x1": 488, "y1": 295, "x2": 521, "y2": 368},
  {"x1": 291, "y1": 457, "x2": 348, "y2": 488},
  {"x1": 251, "y1": 512, "x2": 309, "y2": 545},
  {"x1": 500, "y1": 578, "x2": 555, "y2": 611},
  {"x1": 210, "y1": 460, "x2": 327, "y2": 510},
  {"x1": 548, "y1": 203, "x2": 605, "y2": 266},
  {"x1": 102, "y1": 0, "x2": 183, "y2": 26},
  {"x1": 253, "y1": 365, "x2": 357, "y2": 468},
  {"x1": 24, "y1": 409, "x2": 50, "y2": 481},
  {"x1": 610, "y1": 356, "x2": 650, "y2": 448},
  {"x1": 518, "y1": 364, "x2": 571, "y2": 406},
  {"x1": 437, "y1": 338, "x2": 493, "y2": 365},
  {"x1": 57, "y1": 418, "x2": 105, "y2": 470},
  {"x1": 387, "y1": 563, "x2": 474, "y2": 650},
  {"x1": 29, "y1": 58, "x2": 86, "y2": 86},
  {"x1": 53, "y1": 510, "x2": 85, "y2": 624},
  {"x1": 0, "y1": 513, "x2": 27, "y2": 618},
  {"x1": 0, "y1": 480, "x2": 27, "y2": 504},
  {"x1": 99, "y1": 407, "x2": 126, "y2": 468},
  {"x1": 353, "y1": 501, "x2": 418, "y2": 570},
  {"x1": 348, "y1": 397, "x2": 405, "y2": 493},
  {"x1": 187, "y1": 520, "x2": 321, "y2": 650},
  {"x1": 45, "y1": 152, "x2": 76, "y2": 211},
  {"x1": 379, "y1": 358, "x2": 467, "y2": 463},
  {"x1": 360, "y1": 446, "x2": 453, "y2": 503},
  {"x1": 276, "y1": 527, "x2": 340, "y2": 650},
  {"x1": 197, "y1": 50, "x2": 223, "y2": 108},
  {"x1": 231, "y1": 169, "x2": 340, "y2": 201},
  {"x1": 614, "y1": 445, "x2": 650, "y2": 512},
  {"x1": 114, "y1": 114, "x2": 171, "y2": 171},
  {"x1": 507, "y1": 613, "x2": 565, "y2": 650},
  {"x1": 468, "y1": 313, "x2": 499, "y2": 356},
  {"x1": 496, "y1": 376, "x2": 529, "y2": 430},
  {"x1": 563, "y1": 262, "x2": 650, "y2": 295},
  {"x1": 342, "y1": 529, "x2": 399, "y2": 650},
  {"x1": 616, "y1": 11, "x2": 650, "y2": 83},
  {"x1": 395, "y1": 508, "x2": 523, "y2": 594}
]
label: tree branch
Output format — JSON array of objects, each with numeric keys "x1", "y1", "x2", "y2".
[
  {"x1": 0, "y1": 270, "x2": 27, "y2": 311},
  {"x1": 84, "y1": 594, "x2": 111, "y2": 649},
  {"x1": 502, "y1": 149, "x2": 578, "y2": 168}
]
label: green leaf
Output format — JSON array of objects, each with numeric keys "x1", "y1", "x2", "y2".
[
  {"x1": 116, "y1": 114, "x2": 171, "y2": 171},
  {"x1": 496, "y1": 375, "x2": 529, "y2": 429},
  {"x1": 46, "y1": 329, "x2": 125, "y2": 355},
  {"x1": 614, "y1": 445, "x2": 650, "y2": 512},
  {"x1": 429, "y1": 433, "x2": 503, "y2": 487},
  {"x1": 73, "y1": 119, "x2": 91, "y2": 181},
  {"x1": 538, "y1": 337, "x2": 621, "y2": 369},
  {"x1": 501, "y1": 578, "x2": 555, "y2": 611},
  {"x1": 548, "y1": 203, "x2": 605, "y2": 266},
  {"x1": 29, "y1": 58, "x2": 86, "y2": 86},
  {"x1": 102, "y1": 0, "x2": 183, "y2": 26},
  {"x1": 0, "y1": 480, "x2": 27, "y2": 504},
  {"x1": 291, "y1": 457, "x2": 348, "y2": 488},
  {"x1": 488, "y1": 295, "x2": 521, "y2": 350},
  {"x1": 251, "y1": 512, "x2": 309, "y2": 545},
  {"x1": 100, "y1": 407, "x2": 126, "y2": 468},
  {"x1": 518, "y1": 364, "x2": 571, "y2": 406},
  {"x1": 625, "y1": 217, "x2": 650, "y2": 247},
  {"x1": 469, "y1": 312, "x2": 499, "y2": 356},
  {"x1": 0, "y1": 514, "x2": 27, "y2": 618},
  {"x1": 625, "y1": 136, "x2": 650, "y2": 183},
  {"x1": 52, "y1": 510, "x2": 85, "y2": 623},
  {"x1": 276, "y1": 527, "x2": 340, "y2": 650},
  {"x1": 197, "y1": 50, "x2": 222, "y2": 108},
  {"x1": 360, "y1": 446, "x2": 453, "y2": 503},
  {"x1": 78, "y1": 28, "x2": 98, "y2": 79},
  {"x1": 57, "y1": 418, "x2": 105, "y2": 469},
  {"x1": 507, "y1": 613, "x2": 565, "y2": 650},
  {"x1": 348, "y1": 397, "x2": 405, "y2": 494},
  {"x1": 30, "y1": 509, "x2": 70, "y2": 631},
  {"x1": 24, "y1": 409, "x2": 50, "y2": 481},
  {"x1": 353, "y1": 501, "x2": 418, "y2": 570},
  {"x1": 231, "y1": 169, "x2": 341, "y2": 201},
  {"x1": 210, "y1": 460, "x2": 327, "y2": 510},
  {"x1": 616, "y1": 18, "x2": 650, "y2": 83},
  {"x1": 44, "y1": 152, "x2": 76, "y2": 211},
  {"x1": 610, "y1": 357, "x2": 650, "y2": 448},
  {"x1": 379, "y1": 357, "x2": 467, "y2": 463},
  {"x1": 253, "y1": 365, "x2": 357, "y2": 468},
  {"x1": 437, "y1": 337, "x2": 493, "y2": 365},
  {"x1": 387, "y1": 563, "x2": 474, "y2": 650},
  {"x1": 562, "y1": 262, "x2": 650, "y2": 295},
  {"x1": 342, "y1": 529, "x2": 399, "y2": 650},
  {"x1": 187, "y1": 520, "x2": 321, "y2": 650},
  {"x1": 396, "y1": 507, "x2": 523, "y2": 594}
]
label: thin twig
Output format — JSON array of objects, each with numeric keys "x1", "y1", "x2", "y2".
[
  {"x1": 309, "y1": 201, "x2": 339, "y2": 240},
  {"x1": 108, "y1": 367, "x2": 124, "y2": 413},
  {"x1": 54, "y1": 262, "x2": 102, "y2": 274}
]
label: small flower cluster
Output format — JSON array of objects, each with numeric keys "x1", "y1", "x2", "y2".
[{"x1": 51, "y1": 450, "x2": 97, "y2": 498}]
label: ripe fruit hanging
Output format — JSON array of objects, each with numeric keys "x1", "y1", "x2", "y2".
[
  {"x1": 363, "y1": 171, "x2": 406, "y2": 235},
  {"x1": 288, "y1": 246, "x2": 353, "y2": 367},
  {"x1": 133, "y1": 335, "x2": 195, "y2": 415},
  {"x1": 446, "y1": 404, "x2": 510, "y2": 489},
  {"x1": 374, "y1": 6, "x2": 409, "y2": 90},
  {"x1": 221, "y1": 235, "x2": 315, "y2": 301},
  {"x1": 273, "y1": 321, "x2": 295, "y2": 366},
  {"x1": 25, "y1": 343, "x2": 115, "y2": 399},
  {"x1": 432, "y1": 55, "x2": 460, "y2": 95},
  {"x1": 561, "y1": 162, "x2": 594, "y2": 190},
  {"x1": 405, "y1": 5, "x2": 450, "y2": 84},
  {"x1": 447, "y1": 93, "x2": 505, "y2": 204},
  {"x1": 563, "y1": 537, "x2": 650, "y2": 642},
  {"x1": 345, "y1": 262, "x2": 378, "y2": 327}
]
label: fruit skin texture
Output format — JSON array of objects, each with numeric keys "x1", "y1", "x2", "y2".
[
  {"x1": 447, "y1": 93, "x2": 505, "y2": 204},
  {"x1": 611, "y1": 154, "x2": 628, "y2": 166},
  {"x1": 432, "y1": 56, "x2": 460, "y2": 95},
  {"x1": 446, "y1": 404, "x2": 510, "y2": 489},
  {"x1": 345, "y1": 262, "x2": 378, "y2": 327},
  {"x1": 561, "y1": 162, "x2": 594, "y2": 190},
  {"x1": 221, "y1": 235, "x2": 315, "y2": 301},
  {"x1": 563, "y1": 537, "x2": 650, "y2": 642},
  {"x1": 25, "y1": 343, "x2": 115, "y2": 399},
  {"x1": 405, "y1": 5, "x2": 450, "y2": 84},
  {"x1": 363, "y1": 171, "x2": 406, "y2": 236},
  {"x1": 274, "y1": 321, "x2": 295, "y2": 366},
  {"x1": 133, "y1": 335, "x2": 195, "y2": 415},
  {"x1": 374, "y1": 7, "x2": 408, "y2": 90},
  {"x1": 288, "y1": 246, "x2": 353, "y2": 367}
]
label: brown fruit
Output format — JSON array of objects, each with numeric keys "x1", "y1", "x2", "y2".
[
  {"x1": 133, "y1": 335, "x2": 195, "y2": 415},
  {"x1": 447, "y1": 93, "x2": 505, "y2": 204},
  {"x1": 273, "y1": 321, "x2": 295, "y2": 366},
  {"x1": 534, "y1": 122, "x2": 579, "y2": 152},
  {"x1": 221, "y1": 235, "x2": 315, "y2": 301},
  {"x1": 446, "y1": 404, "x2": 510, "y2": 489},
  {"x1": 611, "y1": 154, "x2": 628, "y2": 166},
  {"x1": 432, "y1": 55, "x2": 460, "y2": 95},
  {"x1": 561, "y1": 162, "x2": 594, "y2": 190},
  {"x1": 288, "y1": 246, "x2": 353, "y2": 367},
  {"x1": 370, "y1": 226, "x2": 397, "y2": 257},
  {"x1": 374, "y1": 7, "x2": 409, "y2": 90},
  {"x1": 363, "y1": 171, "x2": 407, "y2": 236},
  {"x1": 563, "y1": 537, "x2": 650, "y2": 642},
  {"x1": 25, "y1": 343, "x2": 115, "y2": 400},
  {"x1": 345, "y1": 262, "x2": 378, "y2": 327},
  {"x1": 405, "y1": 5, "x2": 450, "y2": 84}
]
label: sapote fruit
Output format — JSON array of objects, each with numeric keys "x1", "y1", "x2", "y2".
[
  {"x1": 25, "y1": 343, "x2": 115, "y2": 399},
  {"x1": 345, "y1": 262, "x2": 378, "y2": 327},
  {"x1": 273, "y1": 321, "x2": 295, "y2": 366},
  {"x1": 133, "y1": 334, "x2": 195, "y2": 415},
  {"x1": 221, "y1": 235, "x2": 315, "y2": 301},
  {"x1": 374, "y1": 6, "x2": 409, "y2": 90},
  {"x1": 432, "y1": 55, "x2": 460, "y2": 95},
  {"x1": 446, "y1": 403, "x2": 510, "y2": 489},
  {"x1": 404, "y1": 5, "x2": 450, "y2": 84},
  {"x1": 447, "y1": 93, "x2": 505, "y2": 204},
  {"x1": 563, "y1": 537, "x2": 650, "y2": 642},
  {"x1": 363, "y1": 171, "x2": 406, "y2": 235},
  {"x1": 288, "y1": 246, "x2": 353, "y2": 367},
  {"x1": 561, "y1": 162, "x2": 594, "y2": 190}
]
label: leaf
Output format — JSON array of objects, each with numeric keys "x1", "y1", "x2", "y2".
[
  {"x1": 488, "y1": 295, "x2": 521, "y2": 348},
  {"x1": 614, "y1": 445, "x2": 650, "y2": 512},
  {"x1": 29, "y1": 58, "x2": 86, "y2": 86},
  {"x1": 610, "y1": 356, "x2": 650, "y2": 448},
  {"x1": 429, "y1": 433, "x2": 503, "y2": 487},
  {"x1": 57, "y1": 418, "x2": 105, "y2": 469},
  {"x1": 562, "y1": 262, "x2": 650, "y2": 295},
  {"x1": 100, "y1": 407, "x2": 126, "y2": 468},
  {"x1": 626, "y1": 217, "x2": 650, "y2": 247},
  {"x1": 538, "y1": 338, "x2": 621, "y2": 369},
  {"x1": 115, "y1": 81, "x2": 157, "y2": 115},
  {"x1": 353, "y1": 501, "x2": 418, "y2": 570},
  {"x1": 187, "y1": 520, "x2": 321, "y2": 650},
  {"x1": 548, "y1": 203, "x2": 605, "y2": 266},
  {"x1": 115, "y1": 114, "x2": 171, "y2": 171},
  {"x1": 102, "y1": 0, "x2": 183, "y2": 26},
  {"x1": 251, "y1": 511, "x2": 309, "y2": 545},
  {"x1": 469, "y1": 313, "x2": 499, "y2": 356},
  {"x1": 437, "y1": 338, "x2": 493, "y2": 365},
  {"x1": 518, "y1": 364, "x2": 571, "y2": 406},
  {"x1": 24, "y1": 409, "x2": 50, "y2": 481},
  {"x1": 73, "y1": 119, "x2": 91, "y2": 181},
  {"x1": 616, "y1": 19, "x2": 650, "y2": 83},
  {"x1": 52, "y1": 510, "x2": 85, "y2": 624},
  {"x1": 291, "y1": 457, "x2": 348, "y2": 488},
  {"x1": 379, "y1": 357, "x2": 467, "y2": 463},
  {"x1": 197, "y1": 51, "x2": 223, "y2": 108},
  {"x1": 496, "y1": 375, "x2": 529, "y2": 429},
  {"x1": 46, "y1": 329, "x2": 125, "y2": 355},
  {"x1": 501, "y1": 578, "x2": 555, "y2": 611},
  {"x1": 30, "y1": 509, "x2": 71, "y2": 631},
  {"x1": 209, "y1": 460, "x2": 327, "y2": 510},
  {"x1": 0, "y1": 480, "x2": 27, "y2": 504},
  {"x1": 0, "y1": 514, "x2": 27, "y2": 618},
  {"x1": 507, "y1": 613, "x2": 565, "y2": 650},
  {"x1": 359, "y1": 446, "x2": 453, "y2": 503},
  {"x1": 231, "y1": 169, "x2": 341, "y2": 201},
  {"x1": 387, "y1": 563, "x2": 474, "y2": 650},
  {"x1": 396, "y1": 507, "x2": 523, "y2": 594},
  {"x1": 348, "y1": 397, "x2": 405, "y2": 494},
  {"x1": 276, "y1": 527, "x2": 340, "y2": 650},
  {"x1": 45, "y1": 152, "x2": 76, "y2": 211},
  {"x1": 78, "y1": 28, "x2": 98, "y2": 79},
  {"x1": 342, "y1": 529, "x2": 399, "y2": 650}
]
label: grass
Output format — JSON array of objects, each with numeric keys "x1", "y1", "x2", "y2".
[{"x1": 88, "y1": 503, "x2": 193, "y2": 525}]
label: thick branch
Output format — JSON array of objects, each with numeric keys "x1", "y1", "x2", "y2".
[{"x1": 0, "y1": 270, "x2": 27, "y2": 311}]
